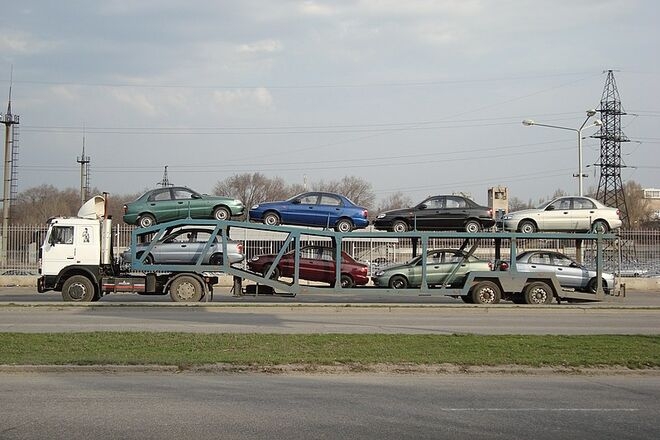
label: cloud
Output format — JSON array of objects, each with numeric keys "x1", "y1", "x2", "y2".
[
  {"x1": 0, "y1": 33, "x2": 52, "y2": 54},
  {"x1": 213, "y1": 87, "x2": 273, "y2": 108},
  {"x1": 237, "y1": 39, "x2": 283, "y2": 54},
  {"x1": 111, "y1": 90, "x2": 158, "y2": 116},
  {"x1": 300, "y1": 1, "x2": 336, "y2": 16}
]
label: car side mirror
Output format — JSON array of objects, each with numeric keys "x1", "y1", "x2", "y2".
[
  {"x1": 291, "y1": 199, "x2": 301, "y2": 205},
  {"x1": 418, "y1": 204, "x2": 427, "y2": 210},
  {"x1": 570, "y1": 262, "x2": 579, "y2": 268},
  {"x1": 546, "y1": 205, "x2": 555, "y2": 211},
  {"x1": 191, "y1": 194, "x2": 201, "y2": 199}
]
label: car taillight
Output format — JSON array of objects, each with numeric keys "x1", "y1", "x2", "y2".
[
  {"x1": 238, "y1": 243, "x2": 244, "y2": 253},
  {"x1": 359, "y1": 266, "x2": 367, "y2": 274},
  {"x1": 616, "y1": 209, "x2": 621, "y2": 219},
  {"x1": 363, "y1": 210, "x2": 368, "y2": 218},
  {"x1": 488, "y1": 208, "x2": 493, "y2": 218},
  {"x1": 122, "y1": 204, "x2": 128, "y2": 214},
  {"x1": 499, "y1": 261, "x2": 509, "y2": 271}
]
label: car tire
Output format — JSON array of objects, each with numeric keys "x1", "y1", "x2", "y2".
[
  {"x1": 523, "y1": 281, "x2": 553, "y2": 304},
  {"x1": 263, "y1": 212, "x2": 280, "y2": 226},
  {"x1": 519, "y1": 220, "x2": 537, "y2": 234},
  {"x1": 334, "y1": 219, "x2": 354, "y2": 233},
  {"x1": 470, "y1": 281, "x2": 501, "y2": 304},
  {"x1": 213, "y1": 206, "x2": 231, "y2": 221},
  {"x1": 136, "y1": 252, "x2": 154, "y2": 264},
  {"x1": 388, "y1": 275, "x2": 408, "y2": 289},
  {"x1": 263, "y1": 263, "x2": 280, "y2": 280},
  {"x1": 464, "y1": 220, "x2": 482, "y2": 233},
  {"x1": 586, "y1": 278, "x2": 607, "y2": 294},
  {"x1": 591, "y1": 220, "x2": 609, "y2": 233},
  {"x1": 138, "y1": 214, "x2": 156, "y2": 228},
  {"x1": 209, "y1": 253, "x2": 224, "y2": 265},
  {"x1": 392, "y1": 220, "x2": 408, "y2": 233},
  {"x1": 340, "y1": 274, "x2": 354, "y2": 288}
]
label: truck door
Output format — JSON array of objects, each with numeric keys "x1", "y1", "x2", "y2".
[{"x1": 41, "y1": 225, "x2": 76, "y2": 275}]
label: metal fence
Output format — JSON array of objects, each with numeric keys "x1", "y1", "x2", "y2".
[{"x1": 2, "y1": 224, "x2": 659, "y2": 277}]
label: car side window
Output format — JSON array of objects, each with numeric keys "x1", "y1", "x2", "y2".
[
  {"x1": 573, "y1": 198, "x2": 595, "y2": 209},
  {"x1": 301, "y1": 247, "x2": 317, "y2": 259},
  {"x1": 150, "y1": 189, "x2": 172, "y2": 202},
  {"x1": 319, "y1": 249, "x2": 335, "y2": 261},
  {"x1": 446, "y1": 197, "x2": 466, "y2": 209},
  {"x1": 173, "y1": 189, "x2": 195, "y2": 200},
  {"x1": 298, "y1": 195, "x2": 318, "y2": 205},
  {"x1": 424, "y1": 198, "x2": 443, "y2": 209},
  {"x1": 553, "y1": 255, "x2": 573, "y2": 267},
  {"x1": 319, "y1": 195, "x2": 341, "y2": 206},
  {"x1": 529, "y1": 253, "x2": 552, "y2": 265},
  {"x1": 428, "y1": 252, "x2": 443, "y2": 264},
  {"x1": 448, "y1": 252, "x2": 464, "y2": 263}
]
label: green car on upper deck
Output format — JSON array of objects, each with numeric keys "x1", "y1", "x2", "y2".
[{"x1": 122, "y1": 186, "x2": 244, "y2": 228}]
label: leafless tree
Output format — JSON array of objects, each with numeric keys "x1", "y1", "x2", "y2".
[
  {"x1": 623, "y1": 180, "x2": 653, "y2": 229},
  {"x1": 213, "y1": 173, "x2": 289, "y2": 218},
  {"x1": 376, "y1": 191, "x2": 413, "y2": 213},
  {"x1": 313, "y1": 176, "x2": 375, "y2": 209}
]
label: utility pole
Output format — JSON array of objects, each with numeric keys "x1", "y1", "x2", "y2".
[
  {"x1": 594, "y1": 70, "x2": 630, "y2": 227},
  {"x1": 77, "y1": 131, "x2": 91, "y2": 206},
  {"x1": 1, "y1": 69, "x2": 19, "y2": 264}
]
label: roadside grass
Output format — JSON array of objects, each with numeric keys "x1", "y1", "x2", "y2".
[{"x1": 1, "y1": 333, "x2": 659, "y2": 368}]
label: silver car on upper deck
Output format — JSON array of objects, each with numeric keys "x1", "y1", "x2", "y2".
[{"x1": 501, "y1": 196, "x2": 621, "y2": 233}]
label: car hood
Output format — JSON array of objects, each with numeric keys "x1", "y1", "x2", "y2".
[
  {"x1": 505, "y1": 208, "x2": 540, "y2": 218},
  {"x1": 377, "y1": 207, "x2": 415, "y2": 217}
]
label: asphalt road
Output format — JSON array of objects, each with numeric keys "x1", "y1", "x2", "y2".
[
  {"x1": 0, "y1": 373, "x2": 657, "y2": 440},
  {"x1": 1, "y1": 287, "x2": 659, "y2": 335}
]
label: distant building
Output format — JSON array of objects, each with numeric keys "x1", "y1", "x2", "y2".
[
  {"x1": 643, "y1": 188, "x2": 660, "y2": 219},
  {"x1": 488, "y1": 186, "x2": 508, "y2": 219}
]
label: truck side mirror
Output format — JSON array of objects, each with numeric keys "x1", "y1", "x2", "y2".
[{"x1": 48, "y1": 234, "x2": 57, "y2": 246}]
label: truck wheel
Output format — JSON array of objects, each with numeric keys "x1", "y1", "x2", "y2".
[
  {"x1": 169, "y1": 275, "x2": 203, "y2": 302},
  {"x1": 470, "y1": 281, "x2": 501, "y2": 304},
  {"x1": 523, "y1": 281, "x2": 553, "y2": 304},
  {"x1": 62, "y1": 275, "x2": 96, "y2": 302}
]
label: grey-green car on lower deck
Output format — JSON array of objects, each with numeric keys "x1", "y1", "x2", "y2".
[{"x1": 371, "y1": 248, "x2": 492, "y2": 289}]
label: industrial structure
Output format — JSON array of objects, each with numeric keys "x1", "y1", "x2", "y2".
[{"x1": 595, "y1": 70, "x2": 631, "y2": 228}]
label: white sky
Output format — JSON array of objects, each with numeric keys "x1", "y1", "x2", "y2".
[{"x1": 1, "y1": 0, "x2": 658, "y2": 206}]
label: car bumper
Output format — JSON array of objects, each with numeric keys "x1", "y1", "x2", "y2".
[{"x1": 501, "y1": 219, "x2": 518, "y2": 231}]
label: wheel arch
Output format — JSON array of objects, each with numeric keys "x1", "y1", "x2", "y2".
[
  {"x1": 517, "y1": 218, "x2": 538, "y2": 231},
  {"x1": 54, "y1": 265, "x2": 101, "y2": 294}
]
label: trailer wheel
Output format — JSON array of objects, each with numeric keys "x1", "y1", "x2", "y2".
[
  {"x1": 523, "y1": 281, "x2": 553, "y2": 304},
  {"x1": 169, "y1": 275, "x2": 203, "y2": 302},
  {"x1": 62, "y1": 275, "x2": 96, "y2": 302},
  {"x1": 470, "y1": 281, "x2": 501, "y2": 304}
]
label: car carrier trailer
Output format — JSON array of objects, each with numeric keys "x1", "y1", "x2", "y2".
[{"x1": 37, "y1": 195, "x2": 621, "y2": 304}]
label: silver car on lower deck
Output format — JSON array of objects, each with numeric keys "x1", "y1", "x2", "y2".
[
  {"x1": 510, "y1": 250, "x2": 614, "y2": 293},
  {"x1": 121, "y1": 227, "x2": 244, "y2": 266}
]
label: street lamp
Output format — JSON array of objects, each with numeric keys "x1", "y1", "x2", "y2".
[{"x1": 522, "y1": 110, "x2": 602, "y2": 197}]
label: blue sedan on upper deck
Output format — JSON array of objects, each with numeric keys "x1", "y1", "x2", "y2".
[{"x1": 249, "y1": 191, "x2": 369, "y2": 233}]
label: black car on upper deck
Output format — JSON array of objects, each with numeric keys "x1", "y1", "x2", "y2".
[{"x1": 373, "y1": 195, "x2": 495, "y2": 233}]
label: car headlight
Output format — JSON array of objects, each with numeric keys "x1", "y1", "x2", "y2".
[
  {"x1": 250, "y1": 256, "x2": 260, "y2": 261},
  {"x1": 250, "y1": 204, "x2": 259, "y2": 209},
  {"x1": 235, "y1": 200, "x2": 243, "y2": 205},
  {"x1": 376, "y1": 214, "x2": 385, "y2": 219},
  {"x1": 502, "y1": 215, "x2": 512, "y2": 220},
  {"x1": 374, "y1": 271, "x2": 384, "y2": 276}
]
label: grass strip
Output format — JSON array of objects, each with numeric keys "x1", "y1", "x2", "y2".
[{"x1": 1, "y1": 333, "x2": 658, "y2": 368}]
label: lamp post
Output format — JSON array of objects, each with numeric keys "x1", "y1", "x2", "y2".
[{"x1": 523, "y1": 111, "x2": 602, "y2": 197}]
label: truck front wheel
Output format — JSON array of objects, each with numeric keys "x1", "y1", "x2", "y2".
[
  {"x1": 169, "y1": 275, "x2": 203, "y2": 302},
  {"x1": 62, "y1": 275, "x2": 96, "y2": 302}
]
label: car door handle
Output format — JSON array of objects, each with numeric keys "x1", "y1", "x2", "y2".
[
  {"x1": 178, "y1": 201, "x2": 184, "y2": 205},
  {"x1": 180, "y1": 245, "x2": 187, "y2": 248},
  {"x1": 563, "y1": 212, "x2": 569, "y2": 214},
  {"x1": 308, "y1": 206, "x2": 314, "y2": 209},
  {"x1": 557, "y1": 268, "x2": 563, "y2": 271},
  {"x1": 530, "y1": 265, "x2": 536, "y2": 268},
  {"x1": 590, "y1": 210, "x2": 595, "y2": 213}
]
